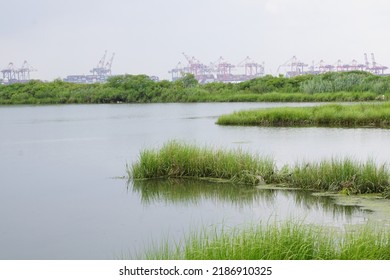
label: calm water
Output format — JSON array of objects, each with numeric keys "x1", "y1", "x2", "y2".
[{"x1": 1, "y1": 103, "x2": 390, "y2": 259}]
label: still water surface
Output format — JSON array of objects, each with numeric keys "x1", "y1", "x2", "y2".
[{"x1": 1, "y1": 103, "x2": 390, "y2": 259}]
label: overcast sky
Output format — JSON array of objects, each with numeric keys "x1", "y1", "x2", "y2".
[{"x1": 1, "y1": 0, "x2": 390, "y2": 81}]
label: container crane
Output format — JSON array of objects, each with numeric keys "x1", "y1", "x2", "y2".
[
  {"x1": 181, "y1": 52, "x2": 210, "y2": 81},
  {"x1": 237, "y1": 56, "x2": 264, "y2": 77},
  {"x1": 350, "y1": 59, "x2": 366, "y2": 71},
  {"x1": 91, "y1": 50, "x2": 108, "y2": 76},
  {"x1": 364, "y1": 53, "x2": 370, "y2": 70},
  {"x1": 104, "y1": 52, "x2": 115, "y2": 76},
  {"x1": 277, "y1": 56, "x2": 308, "y2": 77},
  {"x1": 98, "y1": 50, "x2": 107, "y2": 69},
  {"x1": 18, "y1": 60, "x2": 36, "y2": 81},
  {"x1": 214, "y1": 56, "x2": 235, "y2": 82},
  {"x1": 1, "y1": 63, "x2": 17, "y2": 81},
  {"x1": 370, "y1": 53, "x2": 388, "y2": 75},
  {"x1": 168, "y1": 61, "x2": 184, "y2": 81},
  {"x1": 318, "y1": 60, "x2": 334, "y2": 73}
]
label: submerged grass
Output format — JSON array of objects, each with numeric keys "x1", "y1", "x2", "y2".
[
  {"x1": 129, "y1": 141, "x2": 390, "y2": 197},
  {"x1": 141, "y1": 222, "x2": 390, "y2": 260},
  {"x1": 217, "y1": 102, "x2": 390, "y2": 128}
]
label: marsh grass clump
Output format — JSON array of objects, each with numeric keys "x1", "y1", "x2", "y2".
[
  {"x1": 140, "y1": 222, "x2": 390, "y2": 260},
  {"x1": 217, "y1": 102, "x2": 390, "y2": 128},
  {"x1": 129, "y1": 141, "x2": 275, "y2": 185},
  {"x1": 383, "y1": 185, "x2": 390, "y2": 199},
  {"x1": 290, "y1": 158, "x2": 390, "y2": 194},
  {"x1": 129, "y1": 142, "x2": 390, "y2": 196}
]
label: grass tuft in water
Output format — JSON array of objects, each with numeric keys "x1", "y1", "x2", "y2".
[
  {"x1": 217, "y1": 102, "x2": 390, "y2": 128},
  {"x1": 129, "y1": 141, "x2": 275, "y2": 185},
  {"x1": 129, "y1": 141, "x2": 390, "y2": 196},
  {"x1": 290, "y1": 158, "x2": 390, "y2": 194}
]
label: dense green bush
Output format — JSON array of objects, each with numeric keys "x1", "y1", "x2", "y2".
[{"x1": 1, "y1": 72, "x2": 390, "y2": 104}]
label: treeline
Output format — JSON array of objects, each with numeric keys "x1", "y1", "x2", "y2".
[{"x1": 1, "y1": 71, "x2": 390, "y2": 104}]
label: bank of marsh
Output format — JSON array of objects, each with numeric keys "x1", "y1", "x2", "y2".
[
  {"x1": 217, "y1": 102, "x2": 390, "y2": 128},
  {"x1": 128, "y1": 142, "x2": 390, "y2": 197}
]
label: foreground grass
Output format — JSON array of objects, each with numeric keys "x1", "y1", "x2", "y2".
[
  {"x1": 129, "y1": 141, "x2": 390, "y2": 197},
  {"x1": 217, "y1": 102, "x2": 390, "y2": 128},
  {"x1": 140, "y1": 222, "x2": 390, "y2": 260}
]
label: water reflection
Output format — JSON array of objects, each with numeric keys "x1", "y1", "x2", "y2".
[
  {"x1": 273, "y1": 189, "x2": 361, "y2": 218},
  {"x1": 130, "y1": 179, "x2": 364, "y2": 222},
  {"x1": 131, "y1": 179, "x2": 268, "y2": 206}
]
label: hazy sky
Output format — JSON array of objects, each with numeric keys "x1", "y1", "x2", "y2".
[{"x1": 1, "y1": 0, "x2": 390, "y2": 81}]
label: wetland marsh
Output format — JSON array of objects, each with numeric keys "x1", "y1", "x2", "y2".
[{"x1": 1, "y1": 102, "x2": 390, "y2": 259}]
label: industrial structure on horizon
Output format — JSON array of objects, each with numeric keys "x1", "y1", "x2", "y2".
[
  {"x1": 63, "y1": 51, "x2": 115, "y2": 84},
  {"x1": 1, "y1": 61, "x2": 37, "y2": 85},
  {"x1": 169, "y1": 53, "x2": 265, "y2": 83},
  {"x1": 2, "y1": 52, "x2": 389, "y2": 85},
  {"x1": 277, "y1": 53, "x2": 388, "y2": 77},
  {"x1": 169, "y1": 52, "x2": 389, "y2": 83}
]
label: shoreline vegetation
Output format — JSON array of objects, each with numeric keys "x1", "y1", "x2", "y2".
[
  {"x1": 1, "y1": 71, "x2": 390, "y2": 104},
  {"x1": 140, "y1": 222, "x2": 390, "y2": 260},
  {"x1": 129, "y1": 141, "x2": 390, "y2": 198},
  {"x1": 130, "y1": 142, "x2": 390, "y2": 260},
  {"x1": 217, "y1": 102, "x2": 390, "y2": 128}
]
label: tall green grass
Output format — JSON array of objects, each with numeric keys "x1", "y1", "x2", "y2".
[
  {"x1": 130, "y1": 141, "x2": 275, "y2": 185},
  {"x1": 217, "y1": 102, "x2": 390, "y2": 128},
  {"x1": 129, "y1": 142, "x2": 390, "y2": 197},
  {"x1": 140, "y1": 222, "x2": 390, "y2": 260},
  {"x1": 299, "y1": 72, "x2": 390, "y2": 94},
  {"x1": 182, "y1": 91, "x2": 379, "y2": 103},
  {"x1": 290, "y1": 158, "x2": 389, "y2": 194}
]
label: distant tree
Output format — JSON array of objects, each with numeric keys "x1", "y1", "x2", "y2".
[{"x1": 179, "y1": 73, "x2": 198, "y2": 88}]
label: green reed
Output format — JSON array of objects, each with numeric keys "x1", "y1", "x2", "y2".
[
  {"x1": 140, "y1": 222, "x2": 390, "y2": 260},
  {"x1": 217, "y1": 102, "x2": 390, "y2": 128},
  {"x1": 290, "y1": 158, "x2": 390, "y2": 194},
  {"x1": 129, "y1": 142, "x2": 390, "y2": 197},
  {"x1": 130, "y1": 141, "x2": 275, "y2": 185}
]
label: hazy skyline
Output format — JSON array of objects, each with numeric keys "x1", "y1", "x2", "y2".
[{"x1": 1, "y1": 0, "x2": 390, "y2": 81}]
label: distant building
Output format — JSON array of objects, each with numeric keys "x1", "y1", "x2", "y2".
[
  {"x1": 63, "y1": 75, "x2": 109, "y2": 84},
  {"x1": 63, "y1": 51, "x2": 115, "y2": 84},
  {"x1": 149, "y1": 76, "x2": 160, "y2": 82},
  {"x1": 169, "y1": 53, "x2": 265, "y2": 84}
]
